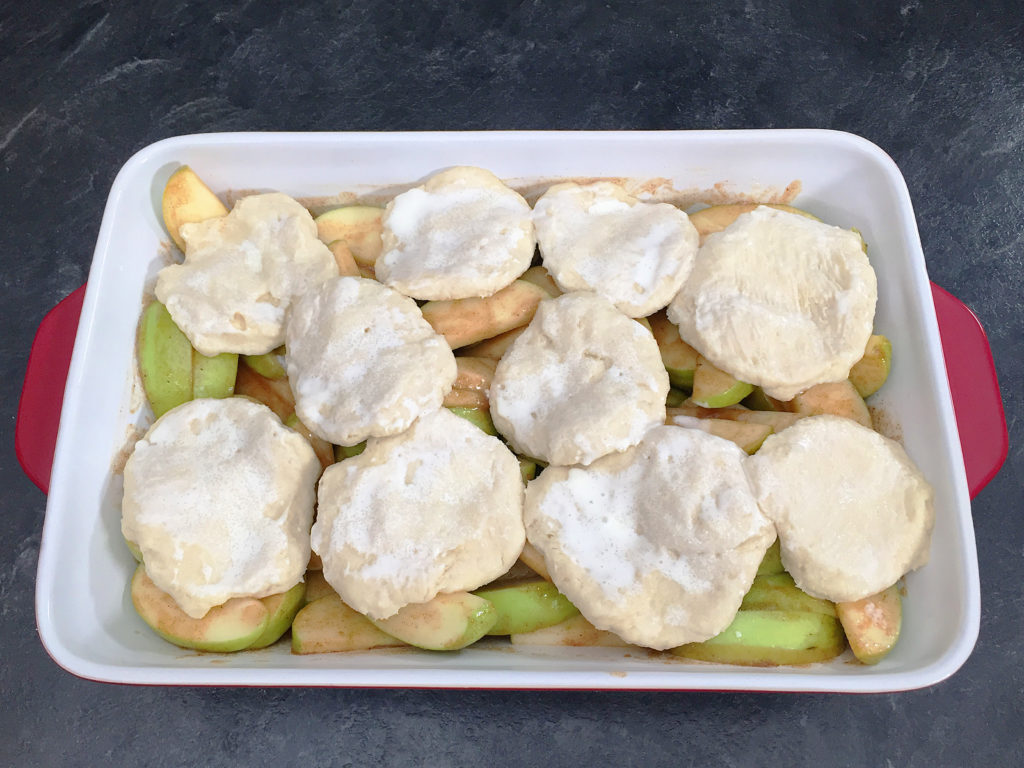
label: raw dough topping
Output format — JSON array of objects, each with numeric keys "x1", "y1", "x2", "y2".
[
  {"x1": 121, "y1": 397, "x2": 320, "y2": 618},
  {"x1": 156, "y1": 193, "x2": 338, "y2": 356},
  {"x1": 489, "y1": 292, "x2": 669, "y2": 466},
  {"x1": 312, "y1": 408, "x2": 526, "y2": 619},
  {"x1": 524, "y1": 425, "x2": 775, "y2": 649},
  {"x1": 534, "y1": 181, "x2": 699, "y2": 317},
  {"x1": 745, "y1": 415, "x2": 934, "y2": 602},
  {"x1": 667, "y1": 206, "x2": 877, "y2": 400},
  {"x1": 377, "y1": 166, "x2": 536, "y2": 300},
  {"x1": 285, "y1": 276, "x2": 457, "y2": 446}
]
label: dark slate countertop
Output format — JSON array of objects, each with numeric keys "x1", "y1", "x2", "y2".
[{"x1": 2, "y1": 2, "x2": 1021, "y2": 765}]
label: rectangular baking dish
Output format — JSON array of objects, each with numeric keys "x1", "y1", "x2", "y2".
[{"x1": 34, "y1": 130, "x2": 980, "y2": 691}]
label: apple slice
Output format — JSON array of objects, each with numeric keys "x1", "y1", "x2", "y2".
[
  {"x1": 517, "y1": 541, "x2": 550, "y2": 580},
  {"x1": 849, "y1": 334, "x2": 892, "y2": 398},
  {"x1": 283, "y1": 413, "x2": 334, "y2": 469},
  {"x1": 756, "y1": 539, "x2": 784, "y2": 576},
  {"x1": 667, "y1": 414, "x2": 772, "y2": 454},
  {"x1": 474, "y1": 579, "x2": 580, "y2": 635},
  {"x1": 130, "y1": 565, "x2": 269, "y2": 653},
  {"x1": 291, "y1": 594, "x2": 405, "y2": 654},
  {"x1": 509, "y1": 613, "x2": 633, "y2": 647},
  {"x1": 460, "y1": 326, "x2": 528, "y2": 361},
  {"x1": 326, "y1": 239, "x2": 361, "y2": 277},
  {"x1": 648, "y1": 311, "x2": 700, "y2": 389},
  {"x1": 302, "y1": 569, "x2": 336, "y2": 604},
  {"x1": 518, "y1": 265, "x2": 562, "y2": 297},
  {"x1": 192, "y1": 350, "x2": 238, "y2": 399},
  {"x1": 334, "y1": 441, "x2": 367, "y2": 461},
  {"x1": 421, "y1": 280, "x2": 551, "y2": 349},
  {"x1": 742, "y1": 386, "x2": 786, "y2": 412},
  {"x1": 667, "y1": 405, "x2": 803, "y2": 432},
  {"x1": 688, "y1": 203, "x2": 820, "y2": 242},
  {"x1": 138, "y1": 301, "x2": 193, "y2": 418},
  {"x1": 161, "y1": 166, "x2": 229, "y2": 252},
  {"x1": 666, "y1": 388, "x2": 687, "y2": 407},
  {"x1": 247, "y1": 582, "x2": 307, "y2": 649},
  {"x1": 314, "y1": 206, "x2": 383, "y2": 266},
  {"x1": 443, "y1": 387, "x2": 489, "y2": 409},
  {"x1": 242, "y1": 348, "x2": 287, "y2": 380},
  {"x1": 454, "y1": 356, "x2": 497, "y2": 394},
  {"x1": 518, "y1": 457, "x2": 537, "y2": 484},
  {"x1": 125, "y1": 538, "x2": 144, "y2": 563},
  {"x1": 690, "y1": 356, "x2": 754, "y2": 408},
  {"x1": 369, "y1": 592, "x2": 497, "y2": 651},
  {"x1": 836, "y1": 583, "x2": 902, "y2": 665},
  {"x1": 669, "y1": 610, "x2": 846, "y2": 666},
  {"x1": 447, "y1": 406, "x2": 498, "y2": 435},
  {"x1": 740, "y1": 574, "x2": 837, "y2": 617},
  {"x1": 789, "y1": 379, "x2": 872, "y2": 428},
  {"x1": 234, "y1": 360, "x2": 295, "y2": 421}
]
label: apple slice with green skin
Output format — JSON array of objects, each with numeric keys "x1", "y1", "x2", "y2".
[
  {"x1": 756, "y1": 539, "x2": 784, "y2": 576},
  {"x1": 666, "y1": 388, "x2": 687, "y2": 407},
  {"x1": 688, "y1": 203, "x2": 820, "y2": 242},
  {"x1": 849, "y1": 334, "x2": 892, "y2": 398},
  {"x1": 669, "y1": 405, "x2": 804, "y2": 433},
  {"x1": 138, "y1": 301, "x2": 193, "y2": 418},
  {"x1": 790, "y1": 379, "x2": 872, "y2": 428},
  {"x1": 690, "y1": 356, "x2": 754, "y2": 408},
  {"x1": 742, "y1": 386, "x2": 787, "y2": 412},
  {"x1": 242, "y1": 348, "x2": 287, "y2": 380},
  {"x1": 447, "y1": 406, "x2": 497, "y2": 435},
  {"x1": 334, "y1": 441, "x2": 367, "y2": 462},
  {"x1": 667, "y1": 414, "x2": 773, "y2": 454},
  {"x1": 161, "y1": 166, "x2": 229, "y2": 252},
  {"x1": 648, "y1": 311, "x2": 699, "y2": 389},
  {"x1": 422, "y1": 280, "x2": 551, "y2": 349},
  {"x1": 740, "y1": 574, "x2": 837, "y2": 617},
  {"x1": 291, "y1": 594, "x2": 405, "y2": 654},
  {"x1": 369, "y1": 592, "x2": 497, "y2": 651},
  {"x1": 518, "y1": 457, "x2": 537, "y2": 484},
  {"x1": 125, "y1": 538, "x2": 144, "y2": 563},
  {"x1": 234, "y1": 360, "x2": 296, "y2": 421},
  {"x1": 246, "y1": 582, "x2": 307, "y2": 649},
  {"x1": 510, "y1": 613, "x2": 633, "y2": 648},
  {"x1": 473, "y1": 579, "x2": 580, "y2": 635},
  {"x1": 669, "y1": 610, "x2": 846, "y2": 666},
  {"x1": 836, "y1": 584, "x2": 902, "y2": 665},
  {"x1": 131, "y1": 565, "x2": 269, "y2": 653},
  {"x1": 314, "y1": 206, "x2": 383, "y2": 266},
  {"x1": 192, "y1": 350, "x2": 238, "y2": 399},
  {"x1": 460, "y1": 326, "x2": 528, "y2": 362}
]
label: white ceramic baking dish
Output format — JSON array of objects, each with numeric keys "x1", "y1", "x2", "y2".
[{"x1": 32, "y1": 130, "x2": 982, "y2": 691}]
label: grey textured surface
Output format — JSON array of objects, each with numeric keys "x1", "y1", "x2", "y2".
[{"x1": 2, "y1": 1, "x2": 1022, "y2": 766}]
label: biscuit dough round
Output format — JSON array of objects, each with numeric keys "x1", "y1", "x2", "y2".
[
  {"x1": 312, "y1": 408, "x2": 526, "y2": 619},
  {"x1": 377, "y1": 166, "x2": 536, "y2": 300},
  {"x1": 285, "y1": 276, "x2": 457, "y2": 446},
  {"x1": 534, "y1": 182, "x2": 699, "y2": 317},
  {"x1": 746, "y1": 415, "x2": 934, "y2": 602},
  {"x1": 667, "y1": 206, "x2": 877, "y2": 400},
  {"x1": 156, "y1": 193, "x2": 338, "y2": 356},
  {"x1": 525, "y1": 425, "x2": 775, "y2": 649},
  {"x1": 490, "y1": 292, "x2": 669, "y2": 466},
  {"x1": 121, "y1": 398, "x2": 320, "y2": 619}
]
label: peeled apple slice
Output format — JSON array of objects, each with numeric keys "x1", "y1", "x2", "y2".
[
  {"x1": 130, "y1": 565, "x2": 269, "y2": 653},
  {"x1": 161, "y1": 165, "x2": 228, "y2": 251},
  {"x1": 369, "y1": 592, "x2": 498, "y2": 651},
  {"x1": 669, "y1": 610, "x2": 846, "y2": 666},
  {"x1": 687, "y1": 203, "x2": 819, "y2": 242},
  {"x1": 138, "y1": 301, "x2": 193, "y2": 418},
  {"x1": 836, "y1": 584, "x2": 902, "y2": 665},
  {"x1": 509, "y1": 614, "x2": 633, "y2": 648},
  {"x1": 849, "y1": 334, "x2": 892, "y2": 398}
]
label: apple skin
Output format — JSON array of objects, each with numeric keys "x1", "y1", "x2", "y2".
[
  {"x1": 690, "y1": 356, "x2": 753, "y2": 408},
  {"x1": 291, "y1": 594, "x2": 405, "y2": 654},
  {"x1": 473, "y1": 579, "x2": 580, "y2": 635},
  {"x1": 138, "y1": 301, "x2": 193, "y2": 418},
  {"x1": 246, "y1": 582, "x2": 307, "y2": 650}
]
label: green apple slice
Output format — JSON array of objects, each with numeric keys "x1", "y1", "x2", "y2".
[
  {"x1": 473, "y1": 579, "x2": 580, "y2": 635},
  {"x1": 690, "y1": 356, "x2": 754, "y2": 408},
  {"x1": 790, "y1": 379, "x2": 872, "y2": 428},
  {"x1": 246, "y1": 582, "x2": 307, "y2": 649},
  {"x1": 242, "y1": 348, "x2": 287, "y2": 380},
  {"x1": 648, "y1": 311, "x2": 699, "y2": 389},
  {"x1": 742, "y1": 386, "x2": 786, "y2": 412},
  {"x1": 138, "y1": 301, "x2": 193, "y2": 418},
  {"x1": 369, "y1": 592, "x2": 497, "y2": 651},
  {"x1": 291, "y1": 594, "x2": 405, "y2": 654},
  {"x1": 125, "y1": 538, "x2": 144, "y2": 563},
  {"x1": 518, "y1": 457, "x2": 537, "y2": 484},
  {"x1": 334, "y1": 441, "x2": 367, "y2": 462},
  {"x1": 740, "y1": 574, "x2": 837, "y2": 617},
  {"x1": 447, "y1": 405, "x2": 498, "y2": 435},
  {"x1": 161, "y1": 165, "x2": 229, "y2": 252},
  {"x1": 836, "y1": 584, "x2": 902, "y2": 665},
  {"x1": 849, "y1": 334, "x2": 892, "y2": 398},
  {"x1": 314, "y1": 206, "x2": 383, "y2": 266},
  {"x1": 509, "y1": 613, "x2": 633, "y2": 647},
  {"x1": 192, "y1": 350, "x2": 238, "y2": 399},
  {"x1": 666, "y1": 388, "x2": 687, "y2": 407},
  {"x1": 130, "y1": 565, "x2": 269, "y2": 653},
  {"x1": 669, "y1": 610, "x2": 846, "y2": 666},
  {"x1": 756, "y1": 539, "x2": 784, "y2": 576}
]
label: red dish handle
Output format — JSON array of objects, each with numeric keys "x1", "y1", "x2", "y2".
[{"x1": 15, "y1": 283, "x2": 1009, "y2": 499}]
